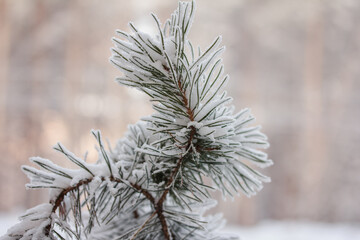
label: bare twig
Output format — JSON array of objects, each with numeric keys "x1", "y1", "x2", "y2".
[{"x1": 130, "y1": 211, "x2": 157, "y2": 240}]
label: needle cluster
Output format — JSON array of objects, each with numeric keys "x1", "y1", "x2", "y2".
[{"x1": 1, "y1": 1, "x2": 272, "y2": 239}]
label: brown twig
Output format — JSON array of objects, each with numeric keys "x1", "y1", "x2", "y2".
[
  {"x1": 130, "y1": 211, "x2": 157, "y2": 240},
  {"x1": 150, "y1": 73, "x2": 197, "y2": 239},
  {"x1": 46, "y1": 71, "x2": 198, "y2": 239},
  {"x1": 45, "y1": 176, "x2": 155, "y2": 236}
]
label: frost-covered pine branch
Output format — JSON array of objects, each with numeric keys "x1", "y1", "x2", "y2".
[{"x1": 1, "y1": 1, "x2": 272, "y2": 239}]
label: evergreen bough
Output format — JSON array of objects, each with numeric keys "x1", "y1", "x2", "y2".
[{"x1": 1, "y1": 1, "x2": 272, "y2": 239}]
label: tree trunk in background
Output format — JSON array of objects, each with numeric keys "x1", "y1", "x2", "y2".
[
  {"x1": 299, "y1": 7, "x2": 327, "y2": 220},
  {"x1": 0, "y1": 0, "x2": 10, "y2": 210}
]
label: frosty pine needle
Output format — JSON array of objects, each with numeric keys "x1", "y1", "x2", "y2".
[{"x1": 1, "y1": 1, "x2": 272, "y2": 239}]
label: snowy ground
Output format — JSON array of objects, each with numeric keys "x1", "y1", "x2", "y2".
[
  {"x1": 1, "y1": 212, "x2": 359, "y2": 239},
  {"x1": 0, "y1": 212, "x2": 19, "y2": 237},
  {"x1": 225, "y1": 221, "x2": 360, "y2": 240}
]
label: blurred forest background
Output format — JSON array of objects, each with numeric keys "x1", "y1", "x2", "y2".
[{"x1": 0, "y1": 0, "x2": 359, "y2": 227}]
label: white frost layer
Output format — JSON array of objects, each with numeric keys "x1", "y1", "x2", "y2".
[{"x1": 0, "y1": 204, "x2": 53, "y2": 240}]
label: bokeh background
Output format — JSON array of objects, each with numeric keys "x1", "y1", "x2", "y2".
[{"x1": 1, "y1": 0, "x2": 360, "y2": 238}]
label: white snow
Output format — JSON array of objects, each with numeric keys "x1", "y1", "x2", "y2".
[
  {"x1": 1, "y1": 213, "x2": 359, "y2": 240},
  {"x1": 0, "y1": 205, "x2": 53, "y2": 240},
  {"x1": 225, "y1": 220, "x2": 360, "y2": 240},
  {"x1": 88, "y1": 176, "x2": 103, "y2": 197},
  {"x1": 187, "y1": 121, "x2": 203, "y2": 129}
]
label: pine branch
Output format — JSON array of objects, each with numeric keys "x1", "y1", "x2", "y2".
[
  {"x1": 44, "y1": 176, "x2": 156, "y2": 237},
  {"x1": 2, "y1": 1, "x2": 272, "y2": 239}
]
